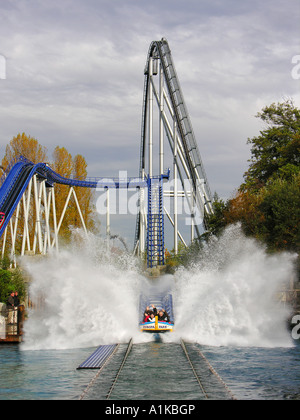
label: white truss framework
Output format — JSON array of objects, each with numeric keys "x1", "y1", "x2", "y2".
[{"x1": 1, "y1": 175, "x2": 87, "y2": 266}]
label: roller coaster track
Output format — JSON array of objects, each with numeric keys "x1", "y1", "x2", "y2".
[
  {"x1": 0, "y1": 156, "x2": 147, "y2": 239},
  {"x1": 79, "y1": 339, "x2": 236, "y2": 400}
]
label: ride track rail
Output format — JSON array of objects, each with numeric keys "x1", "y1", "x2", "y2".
[
  {"x1": 180, "y1": 339, "x2": 236, "y2": 400},
  {"x1": 106, "y1": 338, "x2": 133, "y2": 400},
  {"x1": 79, "y1": 338, "x2": 236, "y2": 400}
]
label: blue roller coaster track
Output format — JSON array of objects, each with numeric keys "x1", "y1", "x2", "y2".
[{"x1": 0, "y1": 156, "x2": 150, "y2": 238}]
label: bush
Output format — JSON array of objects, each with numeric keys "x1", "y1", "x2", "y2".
[{"x1": 0, "y1": 260, "x2": 26, "y2": 304}]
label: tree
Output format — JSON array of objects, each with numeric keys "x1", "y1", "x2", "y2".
[
  {"x1": 52, "y1": 146, "x2": 75, "y2": 240},
  {"x1": 52, "y1": 146, "x2": 95, "y2": 240},
  {"x1": 226, "y1": 100, "x2": 300, "y2": 253},
  {"x1": 258, "y1": 173, "x2": 300, "y2": 251},
  {"x1": 243, "y1": 100, "x2": 300, "y2": 191},
  {"x1": 204, "y1": 193, "x2": 229, "y2": 237},
  {"x1": 52, "y1": 145, "x2": 73, "y2": 178},
  {"x1": 1, "y1": 132, "x2": 48, "y2": 173},
  {"x1": 224, "y1": 190, "x2": 266, "y2": 240},
  {"x1": 72, "y1": 154, "x2": 95, "y2": 231},
  {"x1": 0, "y1": 261, "x2": 26, "y2": 304}
]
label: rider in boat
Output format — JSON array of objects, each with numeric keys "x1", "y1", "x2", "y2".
[{"x1": 152, "y1": 306, "x2": 170, "y2": 323}]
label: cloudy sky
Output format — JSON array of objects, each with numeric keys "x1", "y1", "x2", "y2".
[{"x1": 0, "y1": 0, "x2": 299, "y2": 245}]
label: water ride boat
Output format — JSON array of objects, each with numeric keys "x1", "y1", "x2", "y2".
[{"x1": 139, "y1": 291, "x2": 174, "y2": 333}]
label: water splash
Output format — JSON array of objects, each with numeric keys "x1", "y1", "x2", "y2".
[
  {"x1": 173, "y1": 224, "x2": 296, "y2": 347},
  {"x1": 21, "y1": 230, "x2": 143, "y2": 350}
]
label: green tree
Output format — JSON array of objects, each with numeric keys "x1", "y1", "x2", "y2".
[
  {"x1": 226, "y1": 100, "x2": 300, "y2": 253},
  {"x1": 165, "y1": 242, "x2": 186, "y2": 273},
  {"x1": 0, "y1": 263, "x2": 26, "y2": 304},
  {"x1": 204, "y1": 193, "x2": 229, "y2": 237},
  {"x1": 243, "y1": 100, "x2": 300, "y2": 191},
  {"x1": 258, "y1": 173, "x2": 300, "y2": 251}
]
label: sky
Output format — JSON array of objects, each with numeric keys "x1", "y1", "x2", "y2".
[{"x1": 0, "y1": 0, "x2": 299, "y2": 247}]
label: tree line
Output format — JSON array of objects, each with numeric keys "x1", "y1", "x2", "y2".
[{"x1": 203, "y1": 100, "x2": 299, "y2": 282}]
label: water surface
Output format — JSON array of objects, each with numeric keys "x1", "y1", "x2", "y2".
[{"x1": 1, "y1": 340, "x2": 300, "y2": 400}]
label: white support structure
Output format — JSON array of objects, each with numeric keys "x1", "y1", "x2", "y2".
[
  {"x1": 139, "y1": 185, "x2": 146, "y2": 255},
  {"x1": 159, "y1": 62, "x2": 164, "y2": 175},
  {"x1": 21, "y1": 178, "x2": 32, "y2": 256},
  {"x1": 106, "y1": 187, "x2": 110, "y2": 250},
  {"x1": 51, "y1": 187, "x2": 59, "y2": 253},
  {"x1": 173, "y1": 119, "x2": 178, "y2": 255},
  {"x1": 148, "y1": 57, "x2": 154, "y2": 178},
  {"x1": 1, "y1": 177, "x2": 88, "y2": 261}
]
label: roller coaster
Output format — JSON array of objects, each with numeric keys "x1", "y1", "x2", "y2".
[
  {"x1": 135, "y1": 38, "x2": 213, "y2": 264},
  {"x1": 0, "y1": 39, "x2": 213, "y2": 341},
  {"x1": 0, "y1": 38, "x2": 213, "y2": 268}
]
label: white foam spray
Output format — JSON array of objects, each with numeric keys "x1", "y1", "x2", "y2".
[
  {"x1": 172, "y1": 224, "x2": 296, "y2": 347},
  {"x1": 21, "y1": 230, "x2": 145, "y2": 350},
  {"x1": 21, "y1": 225, "x2": 296, "y2": 350}
]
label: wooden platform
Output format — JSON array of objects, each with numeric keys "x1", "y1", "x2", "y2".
[
  {"x1": 0, "y1": 334, "x2": 22, "y2": 343},
  {"x1": 0, "y1": 305, "x2": 25, "y2": 344}
]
